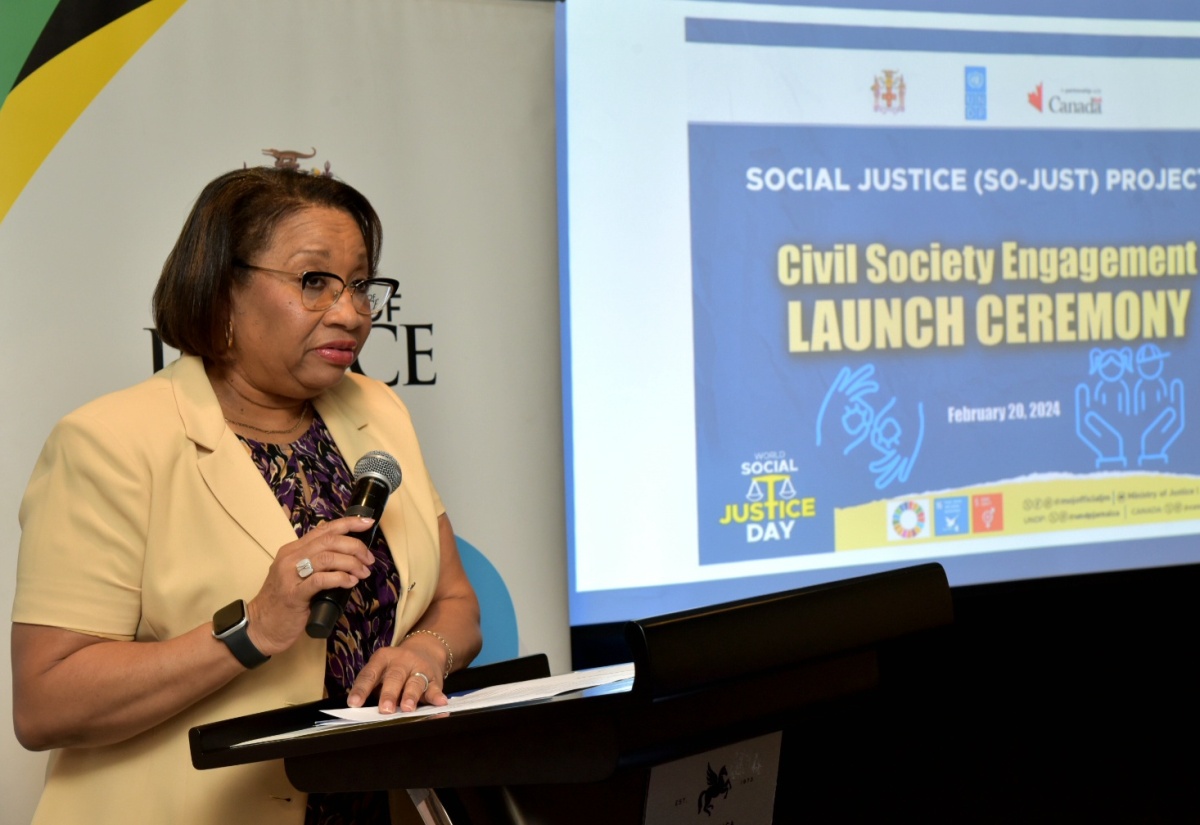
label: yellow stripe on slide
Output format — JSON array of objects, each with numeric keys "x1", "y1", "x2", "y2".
[{"x1": 0, "y1": 0, "x2": 186, "y2": 226}]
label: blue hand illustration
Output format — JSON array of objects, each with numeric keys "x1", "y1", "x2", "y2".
[
  {"x1": 816, "y1": 364, "x2": 923, "y2": 490},
  {"x1": 1139, "y1": 378, "x2": 1185, "y2": 466},
  {"x1": 1075, "y1": 382, "x2": 1126, "y2": 469},
  {"x1": 868, "y1": 402, "x2": 924, "y2": 490},
  {"x1": 816, "y1": 364, "x2": 879, "y2": 452}
]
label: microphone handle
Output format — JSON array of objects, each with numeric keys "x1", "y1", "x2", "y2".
[{"x1": 305, "y1": 503, "x2": 381, "y2": 638}]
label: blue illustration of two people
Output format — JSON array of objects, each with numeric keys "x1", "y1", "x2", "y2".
[
  {"x1": 816, "y1": 364, "x2": 924, "y2": 491},
  {"x1": 1076, "y1": 344, "x2": 1185, "y2": 469}
]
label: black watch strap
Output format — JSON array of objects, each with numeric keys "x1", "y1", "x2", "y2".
[
  {"x1": 221, "y1": 626, "x2": 271, "y2": 669},
  {"x1": 213, "y1": 600, "x2": 271, "y2": 670}
]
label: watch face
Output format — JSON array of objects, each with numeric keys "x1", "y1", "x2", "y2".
[{"x1": 213, "y1": 600, "x2": 247, "y2": 637}]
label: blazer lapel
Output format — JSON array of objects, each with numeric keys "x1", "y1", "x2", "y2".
[{"x1": 171, "y1": 356, "x2": 296, "y2": 561}]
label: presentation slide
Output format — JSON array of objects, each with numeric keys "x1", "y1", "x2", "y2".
[{"x1": 558, "y1": 0, "x2": 1200, "y2": 627}]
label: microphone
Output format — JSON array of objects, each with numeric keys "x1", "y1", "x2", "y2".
[{"x1": 306, "y1": 450, "x2": 403, "y2": 638}]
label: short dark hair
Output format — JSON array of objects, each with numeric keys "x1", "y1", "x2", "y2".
[{"x1": 152, "y1": 167, "x2": 383, "y2": 360}]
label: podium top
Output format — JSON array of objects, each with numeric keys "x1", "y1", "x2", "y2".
[
  {"x1": 190, "y1": 563, "x2": 952, "y2": 790},
  {"x1": 625, "y1": 562, "x2": 952, "y2": 701}
]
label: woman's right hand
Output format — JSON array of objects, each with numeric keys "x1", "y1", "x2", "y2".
[
  {"x1": 244, "y1": 516, "x2": 377, "y2": 656},
  {"x1": 11, "y1": 517, "x2": 378, "y2": 751}
]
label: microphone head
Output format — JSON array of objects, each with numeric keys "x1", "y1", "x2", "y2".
[{"x1": 353, "y1": 450, "x2": 402, "y2": 493}]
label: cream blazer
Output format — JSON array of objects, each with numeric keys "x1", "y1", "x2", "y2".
[{"x1": 14, "y1": 355, "x2": 442, "y2": 824}]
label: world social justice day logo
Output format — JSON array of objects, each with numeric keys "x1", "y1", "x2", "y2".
[{"x1": 718, "y1": 452, "x2": 816, "y2": 544}]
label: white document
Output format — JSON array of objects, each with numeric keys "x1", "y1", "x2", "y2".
[{"x1": 233, "y1": 662, "x2": 634, "y2": 748}]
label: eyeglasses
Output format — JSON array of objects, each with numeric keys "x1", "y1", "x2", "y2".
[{"x1": 235, "y1": 262, "x2": 399, "y2": 316}]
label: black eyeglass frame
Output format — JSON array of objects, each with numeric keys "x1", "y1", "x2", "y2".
[{"x1": 234, "y1": 261, "x2": 399, "y2": 316}]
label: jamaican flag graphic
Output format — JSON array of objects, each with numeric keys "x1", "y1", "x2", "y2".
[{"x1": 0, "y1": 0, "x2": 185, "y2": 224}]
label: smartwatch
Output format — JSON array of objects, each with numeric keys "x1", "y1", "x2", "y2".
[{"x1": 212, "y1": 599, "x2": 270, "y2": 669}]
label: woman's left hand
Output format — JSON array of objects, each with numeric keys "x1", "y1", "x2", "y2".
[
  {"x1": 347, "y1": 514, "x2": 480, "y2": 714},
  {"x1": 347, "y1": 642, "x2": 448, "y2": 714}
]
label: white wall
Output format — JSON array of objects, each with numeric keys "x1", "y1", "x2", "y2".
[{"x1": 0, "y1": 1, "x2": 564, "y2": 821}]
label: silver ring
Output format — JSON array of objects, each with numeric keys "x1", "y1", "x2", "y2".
[
  {"x1": 296, "y1": 558, "x2": 315, "y2": 579},
  {"x1": 411, "y1": 671, "x2": 430, "y2": 693}
]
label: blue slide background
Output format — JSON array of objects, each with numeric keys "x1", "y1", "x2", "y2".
[
  {"x1": 691, "y1": 125, "x2": 1199, "y2": 564},
  {"x1": 560, "y1": 1, "x2": 1200, "y2": 626}
]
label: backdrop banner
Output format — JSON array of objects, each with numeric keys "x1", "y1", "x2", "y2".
[{"x1": 0, "y1": 2, "x2": 563, "y2": 820}]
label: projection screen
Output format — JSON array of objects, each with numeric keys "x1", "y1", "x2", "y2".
[{"x1": 558, "y1": 0, "x2": 1200, "y2": 627}]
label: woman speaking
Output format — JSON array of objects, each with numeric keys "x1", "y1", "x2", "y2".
[{"x1": 12, "y1": 166, "x2": 481, "y2": 824}]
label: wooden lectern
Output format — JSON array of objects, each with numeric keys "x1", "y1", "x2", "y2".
[{"x1": 191, "y1": 563, "x2": 953, "y2": 824}]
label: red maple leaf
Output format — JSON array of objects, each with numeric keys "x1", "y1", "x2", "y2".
[{"x1": 1027, "y1": 83, "x2": 1044, "y2": 112}]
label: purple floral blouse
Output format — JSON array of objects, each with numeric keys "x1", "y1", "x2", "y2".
[{"x1": 239, "y1": 412, "x2": 399, "y2": 825}]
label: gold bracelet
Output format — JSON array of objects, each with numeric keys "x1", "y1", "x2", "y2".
[{"x1": 405, "y1": 628, "x2": 454, "y2": 678}]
